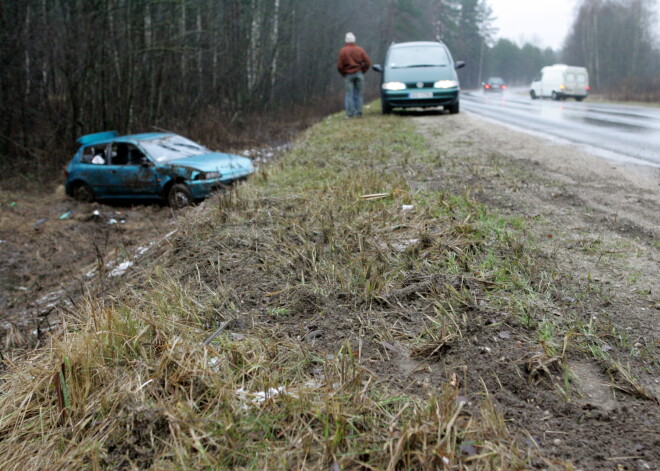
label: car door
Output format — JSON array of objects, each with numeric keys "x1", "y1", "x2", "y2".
[
  {"x1": 108, "y1": 142, "x2": 160, "y2": 196},
  {"x1": 76, "y1": 143, "x2": 114, "y2": 198}
]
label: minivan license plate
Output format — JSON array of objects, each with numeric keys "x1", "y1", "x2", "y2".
[{"x1": 409, "y1": 92, "x2": 433, "y2": 99}]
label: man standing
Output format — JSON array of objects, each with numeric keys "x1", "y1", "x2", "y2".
[{"x1": 337, "y1": 32, "x2": 371, "y2": 117}]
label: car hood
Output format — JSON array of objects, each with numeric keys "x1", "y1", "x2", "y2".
[
  {"x1": 385, "y1": 66, "x2": 457, "y2": 84},
  {"x1": 166, "y1": 152, "x2": 254, "y2": 173}
]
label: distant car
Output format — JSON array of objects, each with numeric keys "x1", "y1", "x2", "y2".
[
  {"x1": 372, "y1": 41, "x2": 465, "y2": 114},
  {"x1": 65, "y1": 131, "x2": 254, "y2": 208},
  {"x1": 483, "y1": 77, "x2": 506, "y2": 93}
]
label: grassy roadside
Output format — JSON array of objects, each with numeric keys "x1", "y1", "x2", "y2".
[{"x1": 2, "y1": 105, "x2": 648, "y2": 469}]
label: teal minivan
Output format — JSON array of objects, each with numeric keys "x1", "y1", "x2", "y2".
[{"x1": 373, "y1": 41, "x2": 465, "y2": 114}]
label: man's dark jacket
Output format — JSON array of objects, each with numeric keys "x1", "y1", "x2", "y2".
[{"x1": 337, "y1": 43, "x2": 371, "y2": 76}]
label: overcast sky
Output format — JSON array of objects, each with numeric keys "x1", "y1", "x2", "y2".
[
  {"x1": 487, "y1": 1, "x2": 660, "y2": 50},
  {"x1": 487, "y1": 0, "x2": 578, "y2": 50}
]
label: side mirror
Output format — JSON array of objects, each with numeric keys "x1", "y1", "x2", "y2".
[
  {"x1": 140, "y1": 156, "x2": 151, "y2": 167},
  {"x1": 455, "y1": 61, "x2": 466, "y2": 70},
  {"x1": 372, "y1": 64, "x2": 383, "y2": 73}
]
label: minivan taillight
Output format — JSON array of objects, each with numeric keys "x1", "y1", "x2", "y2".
[{"x1": 586, "y1": 85, "x2": 591, "y2": 91}]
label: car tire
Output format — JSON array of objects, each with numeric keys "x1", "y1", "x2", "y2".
[
  {"x1": 576, "y1": 97, "x2": 584, "y2": 102},
  {"x1": 72, "y1": 182, "x2": 94, "y2": 202},
  {"x1": 551, "y1": 91, "x2": 559, "y2": 101},
  {"x1": 530, "y1": 90, "x2": 538, "y2": 99},
  {"x1": 167, "y1": 183, "x2": 193, "y2": 209},
  {"x1": 447, "y1": 101, "x2": 459, "y2": 114},
  {"x1": 381, "y1": 100, "x2": 392, "y2": 115}
]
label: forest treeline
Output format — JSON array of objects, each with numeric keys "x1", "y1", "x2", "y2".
[
  {"x1": 0, "y1": 0, "x2": 658, "y2": 183},
  {"x1": 563, "y1": 0, "x2": 660, "y2": 100}
]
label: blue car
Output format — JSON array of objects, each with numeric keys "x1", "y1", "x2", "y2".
[{"x1": 65, "y1": 131, "x2": 254, "y2": 207}]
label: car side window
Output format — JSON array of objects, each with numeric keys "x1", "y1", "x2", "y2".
[
  {"x1": 128, "y1": 145, "x2": 146, "y2": 165},
  {"x1": 82, "y1": 145, "x2": 106, "y2": 165},
  {"x1": 110, "y1": 143, "x2": 145, "y2": 165}
]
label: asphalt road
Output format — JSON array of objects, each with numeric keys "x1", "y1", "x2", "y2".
[{"x1": 461, "y1": 89, "x2": 660, "y2": 167}]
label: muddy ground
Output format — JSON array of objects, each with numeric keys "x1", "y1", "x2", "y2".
[
  {"x1": 0, "y1": 190, "x2": 177, "y2": 351},
  {"x1": 1, "y1": 117, "x2": 658, "y2": 469},
  {"x1": 412, "y1": 113, "x2": 659, "y2": 470},
  {"x1": 0, "y1": 146, "x2": 286, "y2": 353}
]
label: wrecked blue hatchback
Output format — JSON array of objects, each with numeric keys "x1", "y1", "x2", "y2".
[{"x1": 65, "y1": 131, "x2": 254, "y2": 207}]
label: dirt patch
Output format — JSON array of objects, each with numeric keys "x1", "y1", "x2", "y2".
[
  {"x1": 0, "y1": 189, "x2": 178, "y2": 351},
  {"x1": 413, "y1": 113, "x2": 659, "y2": 470}
]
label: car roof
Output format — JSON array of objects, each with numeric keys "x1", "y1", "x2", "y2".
[
  {"x1": 390, "y1": 41, "x2": 445, "y2": 49},
  {"x1": 77, "y1": 131, "x2": 173, "y2": 146}
]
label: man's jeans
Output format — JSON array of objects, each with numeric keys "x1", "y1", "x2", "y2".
[{"x1": 344, "y1": 72, "x2": 364, "y2": 117}]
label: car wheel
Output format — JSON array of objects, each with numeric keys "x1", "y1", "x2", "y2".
[
  {"x1": 167, "y1": 183, "x2": 193, "y2": 209},
  {"x1": 381, "y1": 100, "x2": 392, "y2": 114},
  {"x1": 530, "y1": 90, "x2": 538, "y2": 99},
  {"x1": 447, "y1": 101, "x2": 459, "y2": 114},
  {"x1": 551, "y1": 91, "x2": 559, "y2": 101},
  {"x1": 576, "y1": 97, "x2": 584, "y2": 102},
  {"x1": 72, "y1": 182, "x2": 94, "y2": 202}
]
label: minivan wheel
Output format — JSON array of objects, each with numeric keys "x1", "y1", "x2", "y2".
[
  {"x1": 381, "y1": 100, "x2": 392, "y2": 114},
  {"x1": 447, "y1": 101, "x2": 459, "y2": 114},
  {"x1": 73, "y1": 182, "x2": 94, "y2": 202},
  {"x1": 551, "y1": 91, "x2": 559, "y2": 101},
  {"x1": 530, "y1": 90, "x2": 538, "y2": 99},
  {"x1": 167, "y1": 183, "x2": 193, "y2": 209},
  {"x1": 576, "y1": 97, "x2": 584, "y2": 102}
]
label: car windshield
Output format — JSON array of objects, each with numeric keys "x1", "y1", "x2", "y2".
[
  {"x1": 388, "y1": 46, "x2": 450, "y2": 68},
  {"x1": 488, "y1": 77, "x2": 504, "y2": 84},
  {"x1": 139, "y1": 135, "x2": 210, "y2": 162}
]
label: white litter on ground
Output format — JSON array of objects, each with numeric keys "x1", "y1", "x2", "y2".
[
  {"x1": 108, "y1": 261, "x2": 133, "y2": 277},
  {"x1": 236, "y1": 386, "x2": 292, "y2": 407}
]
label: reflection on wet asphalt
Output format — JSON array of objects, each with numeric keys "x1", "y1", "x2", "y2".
[{"x1": 461, "y1": 89, "x2": 660, "y2": 167}]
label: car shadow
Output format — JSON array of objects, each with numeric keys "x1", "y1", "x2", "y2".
[{"x1": 391, "y1": 107, "x2": 449, "y2": 117}]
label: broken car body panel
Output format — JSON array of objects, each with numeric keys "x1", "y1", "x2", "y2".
[{"x1": 65, "y1": 132, "x2": 254, "y2": 204}]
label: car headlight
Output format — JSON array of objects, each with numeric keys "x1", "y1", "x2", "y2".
[
  {"x1": 195, "y1": 171, "x2": 222, "y2": 180},
  {"x1": 382, "y1": 81, "x2": 406, "y2": 91},
  {"x1": 434, "y1": 80, "x2": 458, "y2": 89}
]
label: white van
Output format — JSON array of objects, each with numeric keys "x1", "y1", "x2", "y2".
[{"x1": 530, "y1": 64, "x2": 589, "y2": 101}]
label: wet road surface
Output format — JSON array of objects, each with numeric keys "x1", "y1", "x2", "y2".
[{"x1": 461, "y1": 89, "x2": 660, "y2": 167}]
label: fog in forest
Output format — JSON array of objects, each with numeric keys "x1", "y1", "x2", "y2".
[{"x1": 1, "y1": 0, "x2": 658, "y2": 182}]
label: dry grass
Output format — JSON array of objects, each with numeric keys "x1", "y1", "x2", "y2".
[
  {"x1": 0, "y1": 107, "x2": 577, "y2": 469},
  {"x1": 0, "y1": 289, "x2": 538, "y2": 470}
]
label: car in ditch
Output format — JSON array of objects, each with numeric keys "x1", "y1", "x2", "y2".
[
  {"x1": 372, "y1": 41, "x2": 465, "y2": 114},
  {"x1": 65, "y1": 131, "x2": 254, "y2": 208}
]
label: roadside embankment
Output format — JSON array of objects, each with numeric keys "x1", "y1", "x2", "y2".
[{"x1": 0, "y1": 106, "x2": 657, "y2": 470}]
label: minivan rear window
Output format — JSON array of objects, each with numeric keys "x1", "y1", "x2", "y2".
[{"x1": 388, "y1": 46, "x2": 450, "y2": 68}]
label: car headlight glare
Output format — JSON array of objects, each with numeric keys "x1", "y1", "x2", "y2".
[
  {"x1": 434, "y1": 80, "x2": 458, "y2": 89},
  {"x1": 382, "y1": 81, "x2": 406, "y2": 91}
]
